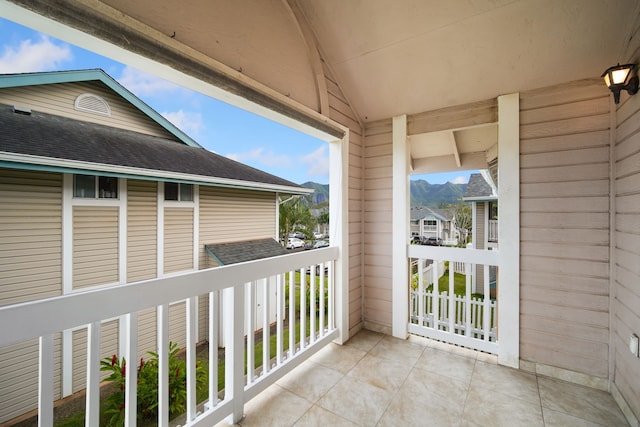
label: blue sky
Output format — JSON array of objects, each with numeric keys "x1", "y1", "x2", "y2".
[{"x1": 0, "y1": 17, "x2": 473, "y2": 186}]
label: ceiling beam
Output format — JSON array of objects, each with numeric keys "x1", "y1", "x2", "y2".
[{"x1": 448, "y1": 131, "x2": 461, "y2": 167}]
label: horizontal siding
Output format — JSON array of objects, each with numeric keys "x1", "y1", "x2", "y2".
[
  {"x1": 0, "y1": 169, "x2": 62, "y2": 306},
  {"x1": 164, "y1": 208, "x2": 193, "y2": 274},
  {"x1": 169, "y1": 301, "x2": 187, "y2": 349},
  {"x1": 519, "y1": 80, "x2": 611, "y2": 379},
  {"x1": 73, "y1": 206, "x2": 119, "y2": 289},
  {"x1": 0, "y1": 81, "x2": 176, "y2": 139},
  {"x1": 363, "y1": 119, "x2": 393, "y2": 329},
  {"x1": 127, "y1": 179, "x2": 157, "y2": 282},
  {"x1": 612, "y1": 41, "x2": 640, "y2": 419},
  {"x1": 198, "y1": 187, "x2": 275, "y2": 268},
  {"x1": 72, "y1": 320, "x2": 119, "y2": 393},
  {"x1": 0, "y1": 339, "x2": 39, "y2": 423}
]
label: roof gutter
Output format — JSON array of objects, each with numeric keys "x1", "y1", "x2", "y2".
[{"x1": 0, "y1": 151, "x2": 312, "y2": 195}]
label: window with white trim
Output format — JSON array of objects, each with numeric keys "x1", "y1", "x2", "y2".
[
  {"x1": 73, "y1": 174, "x2": 118, "y2": 199},
  {"x1": 164, "y1": 182, "x2": 193, "y2": 201}
]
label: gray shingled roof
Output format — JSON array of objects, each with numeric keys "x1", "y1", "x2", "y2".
[
  {"x1": 410, "y1": 206, "x2": 451, "y2": 221},
  {"x1": 205, "y1": 238, "x2": 287, "y2": 265},
  {"x1": 0, "y1": 104, "x2": 302, "y2": 190},
  {"x1": 463, "y1": 173, "x2": 495, "y2": 200}
]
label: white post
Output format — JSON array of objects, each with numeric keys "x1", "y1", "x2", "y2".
[
  {"x1": 225, "y1": 285, "x2": 246, "y2": 424},
  {"x1": 157, "y1": 304, "x2": 169, "y2": 427},
  {"x1": 38, "y1": 334, "x2": 54, "y2": 427},
  {"x1": 186, "y1": 297, "x2": 197, "y2": 422},
  {"x1": 123, "y1": 313, "x2": 138, "y2": 427},
  {"x1": 329, "y1": 129, "x2": 349, "y2": 343},
  {"x1": 497, "y1": 93, "x2": 520, "y2": 368},
  {"x1": 392, "y1": 114, "x2": 409, "y2": 338},
  {"x1": 85, "y1": 322, "x2": 101, "y2": 427},
  {"x1": 208, "y1": 291, "x2": 219, "y2": 408}
]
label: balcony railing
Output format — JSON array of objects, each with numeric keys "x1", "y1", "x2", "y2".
[
  {"x1": 488, "y1": 219, "x2": 498, "y2": 242},
  {"x1": 0, "y1": 247, "x2": 339, "y2": 426}
]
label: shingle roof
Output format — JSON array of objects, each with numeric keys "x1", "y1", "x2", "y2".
[
  {"x1": 463, "y1": 173, "x2": 496, "y2": 200},
  {"x1": 205, "y1": 238, "x2": 287, "y2": 265},
  {"x1": 0, "y1": 104, "x2": 303, "y2": 191},
  {"x1": 410, "y1": 206, "x2": 451, "y2": 221}
]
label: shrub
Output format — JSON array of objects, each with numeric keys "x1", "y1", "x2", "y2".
[{"x1": 100, "y1": 342, "x2": 206, "y2": 426}]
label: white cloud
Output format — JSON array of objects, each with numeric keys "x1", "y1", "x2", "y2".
[
  {"x1": 301, "y1": 145, "x2": 329, "y2": 181},
  {"x1": 0, "y1": 35, "x2": 72, "y2": 73},
  {"x1": 225, "y1": 147, "x2": 292, "y2": 169},
  {"x1": 161, "y1": 109, "x2": 204, "y2": 137},
  {"x1": 451, "y1": 175, "x2": 469, "y2": 184},
  {"x1": 117, "y1": 66, "x2": 183, "y2": 97}
]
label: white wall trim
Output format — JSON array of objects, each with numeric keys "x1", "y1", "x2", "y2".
[
  {"x1": 497, "y1": 93, "x2": 520, "y2": 368},
  {"x1": 157, "y1": 182, "x2": 165, "y2": 277},
  {"x1": 392, "y1": 115, "x2": 409, "y2": 339}
]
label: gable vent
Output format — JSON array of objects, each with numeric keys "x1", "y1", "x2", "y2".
[{"x1": 74, "y1": 93, "x2": 111, "y2": 116}]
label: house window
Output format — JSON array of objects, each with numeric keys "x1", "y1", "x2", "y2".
[
  {"x1": 165, "y1": 183, "x2": 193, "y2": 201},
  {"x1": 74, "y1": 174, "x2": 118, "y2": 198}
]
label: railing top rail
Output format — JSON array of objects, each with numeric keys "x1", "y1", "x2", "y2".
[
  {"x1": 407, "y1": 245, "x2": 498, "y2": 265},
  {"x1": 0, "y1": 246, "x2": 338, "y2": 348}
]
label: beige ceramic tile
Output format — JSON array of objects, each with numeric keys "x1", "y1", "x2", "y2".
[
  {"x1": 293, "y1": 405, "x2": 358, "y2": 427},
  {"x1": 316, "y1": 375, "x2": 393, "y2": 427},
  {"x1": 462, "y1": 386, "x2": 544, "y2": 427},
  {"x1": 378, "y1": 383, "x2": 463, "y2": 427},
  {"x1": 469, "y1": 360, "x2": 540, "y2": 404},
  {"x1": 415, "y1": 347, "x2": 476, "y2": 385},
  {"x1": 276, "y1": 359, "x2": 344, "y2": 403},
  {"x1": 346, "y1": 353, "x2": 413, "y2": 392},
  {"x1": 239, "y1": 384, "x2": 313, "y2": 427},
  {"x1": 309, "y1": 342, "x2": 365, "y2": 374},
  {"x1": 543, "y1": 407, "x2": 609, "y2": 427},
  {"x1": 368, "y1": 335, "x2": 425, "y2": 366},
  {"x1": 538, "y1": 377, "x2": 629, "y2": 427},
  {"x1": 428, "y1": 339, "x2": 479, "y2": 359},
  {"x1": 398, "y1": 366, "x2": 469, "y2": 404},
  {"x1": 344, "y1": 329, "x2": 383, "y2": 352}
]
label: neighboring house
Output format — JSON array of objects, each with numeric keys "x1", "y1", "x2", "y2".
[
  {"x1": 463, "y1": 172, "x2": 498, "y2": 295},
  {"x1": 410, "y1": 206, "x2": 458, "y2": 244},
  {"x1": 0, "y1": 69, "x2": 309, "y2": 421}
]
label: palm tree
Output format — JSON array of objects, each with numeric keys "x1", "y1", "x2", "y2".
[{"x1": 279, "y1": 196, "x2": 316, "y2": 246}]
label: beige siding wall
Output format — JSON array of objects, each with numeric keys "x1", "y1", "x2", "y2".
[
  {"x1": 0, "y1": 169, "x2": 63, "y2": 423},
  {"x1": 127, "y1": 179, "x2": 157, "y2": 282},
  {"x1": 71, "y1": 320, "x2": 119, "y2": 393},
  {"x1": 0, "y1": 169, "x2": 62, "y2": 305},
  {"x1": 0, "y1": 81, "x2": 176, "y2": 139},
  {"x1": 612, "y1": 19, "x2": 640, "y2": 418},
  {"x1": 164, "y1": 208, "x2": 194, "y2": 274},
  {"x1": 362, "y1": 120, "x2": 393, "y2": 330},
  {"x1": 73, "y1": 206, "x2": 119, "y2": 289},
  {"x1": 519, "y1": 79, "x2": 611, "y2": 379}
]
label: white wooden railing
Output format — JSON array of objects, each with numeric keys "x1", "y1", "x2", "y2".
[
  {"x1": 408, "y1": 245, "x2": 498, "y2": 354},
  {"x1": 0, "y1": 247, "x2": 339, "y2": 426},
  {"x1": 488, "y1": 219, "x2": 498, "y2": 242}
]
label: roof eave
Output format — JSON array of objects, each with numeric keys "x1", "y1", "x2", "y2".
[{"x1": 0, "y1": 151, "x2": 311, "y2": 195}]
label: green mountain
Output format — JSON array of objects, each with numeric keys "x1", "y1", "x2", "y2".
[
  {"x1": 410, "y1": 179, "x2": 467, "y2": 208},
  {"x1": 301, "y1": 180, "x2": 466, "y2": 208}
]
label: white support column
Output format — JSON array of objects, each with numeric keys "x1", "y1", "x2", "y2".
[
  {"x1": 123, "y1": 312, "x2": 138, "y2": 427},
  {"x1": 157, "y1": 304, "x2": 169, "y2": 427},
  {"x1": 62, "y1": 174, "x2": 73, "y2": 397},
  {"x1": 186, "y1": 297, "x2": 197, "y2": 422},
  {"x1": 497, "y1": 93, "x2": 520, "y2": 368},
  {"x1": 157, "y1": 183, "x2": 165, "y2": 277},
  {"x1": 38, "y1": 334, "x2": 54, "y2": 427},
  {"x1": 85, "y1": 322, "x2": 101, "y2": 427},
  {"x1": 329, "y1": 128, "x2": 349, "y2": 343},
  {"x1": 392, "y1": 114, "x2": 409, "y2": 338},
  {"x1": 118, "y1": 179, "x2": 128, "y2": 360},
  {"x1": 225, "y1": 285, "x2": 245, "y2": 424}
]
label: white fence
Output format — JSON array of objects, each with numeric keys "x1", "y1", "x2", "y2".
[
  {"x1": 410, "y1": 291, "x2": 496, "y2": 341},
  {"x1": 407, "y1": 245, "x2": 499, "y2": 354},
  {"x1": 0, "y1": 247, "x2": 339, "y2": 426}
]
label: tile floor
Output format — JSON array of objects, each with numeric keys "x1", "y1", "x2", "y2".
[{"x1": 219, "y1": 330, "x2": 630, "y2": 427}]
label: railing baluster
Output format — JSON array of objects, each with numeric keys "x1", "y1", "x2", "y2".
[
  {"x1": 328, "y1": 262, "x2": 334, "y2": 330},
  {"x1": 310, "y1": 266, "x2": 316, "y2": 344},
  {"x1": 448, "y1": 262, "x2": 454, "y2": 333},
  {"x1": 483, "y1": 265, "x2": 491, "y2": 341},
  {"x1": 225, "y1": 285, "x2": 245, "y2": 425},
  {"x1": 432, "y1": 261, "x2": 439, "y2": 330},
  {"x1": 465, "y1": 263, "x2": 472, "y2": 337},
  {"x1": 85, "y1": 321, "x2": 101, "y2": 427},
  {"x1": 186, "y1": 297, "x2": 197, "y2": 421},
  {"x1": 276, "y1": 274, "x2": 284, "y2": 364},
  {"x1": 157, "y1": 304, "x2": 169, "y2": 427},
  {"x1": 417, "y1": 258, "x2": 424, "y2": 326},
  {"x1": 208, "y1": 291, "x2": 219, "y2": 407},
  {"x1": 319, "y1": 263, "x2": 325, "y2": 336},
  {"x1": 124, "y1": 313, "x2": 138, "y2": 427},
  {"x1": 246, "y1": 282, "x2": 255, "y2": 384},
  {"x1": 288, "y1": 270, "x2": 295, "y2": 357},
  {"x1": 38, "y1": 334, "x2": 54, "y2": 427},
  {"x1": 262, "y1": 277, "x2": 270, "y2": 374},
  {"x1": 299, "y1": 267, "x2": 306, "y2": 350}
]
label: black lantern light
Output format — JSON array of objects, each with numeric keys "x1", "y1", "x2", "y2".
[{"x1": 601, "y1": 63, "x2": 639, "y2": 104}]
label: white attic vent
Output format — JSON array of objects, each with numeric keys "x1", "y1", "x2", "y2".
[{"x1": 74, "y1": 93, "x2": 111, "y2": 116}]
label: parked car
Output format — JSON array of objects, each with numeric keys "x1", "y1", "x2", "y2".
[
  {"x1": 288, "y1": 232, "x2": 307, "y2": 239},
  {"x1": 312, "y1": 240, "x2": 329, "y2": 249},
  {"x1": 286, "y1": 238, "x2": 305, "y2": 249},
  {"x1": 313, "y1": 232, "x2": 325, "y2": 239},
  {"x1": 425, "y1": 237, "x2": 443, "y2": 246},
  {"x1": 410, "y1": 235, "x2": 423, "y2": 245}
]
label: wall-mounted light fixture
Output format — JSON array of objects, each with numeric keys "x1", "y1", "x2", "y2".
[{"x1": 601, "y1": 63, "x2": 638, "y2": 104}]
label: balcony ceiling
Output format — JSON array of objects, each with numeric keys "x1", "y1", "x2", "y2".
[{"x1": 3, "y1": 0, "x2": 638, "y2": 171}]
